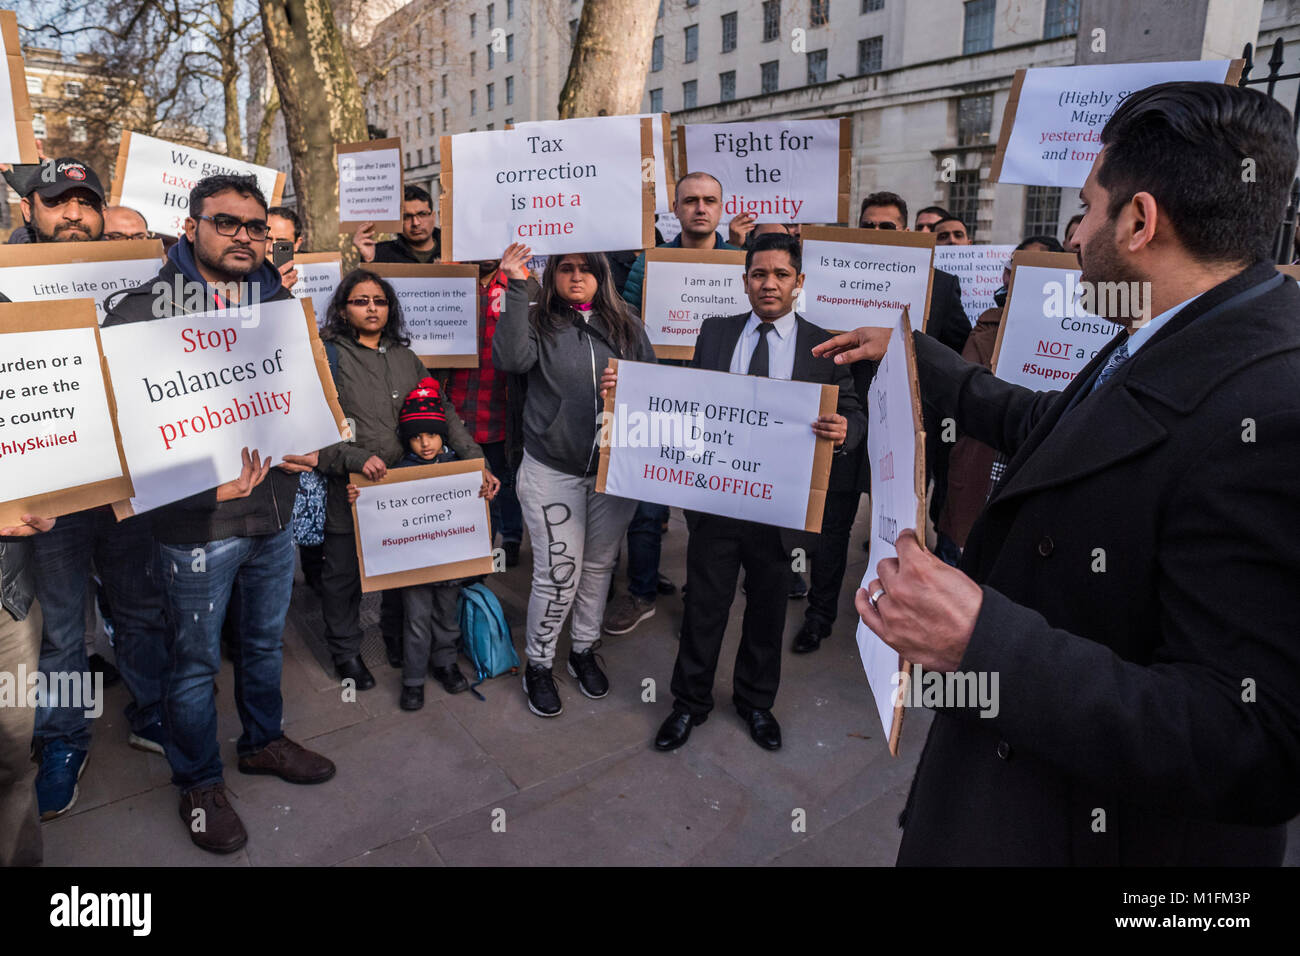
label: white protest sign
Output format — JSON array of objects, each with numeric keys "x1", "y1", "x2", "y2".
[
  {"x1": 992, "y1": 60, "x2": 1241, "y2": 187},
  {"x1": 441, "y1": 116, "x2": 654, "y2": 260},
  {"x1": 990, "y1": 251, "x2": 1118, "y2": 390},
  {"x1": 0, "y1": 240, "x2": 164, "y2": 323},
  {"x1": 109, "y1": 131, "x2": 285, "y2": 237},
  {"x1": 0, "y1": 11, "x2": 38, "y2": 164},
  {"x1": 934, "y1": 244, "x2": 1016, "y2": 326},
  {"x1": 99, "y1": 298, "x2": 344, "y2": 514},
  {"x1": 640, "y1": 249, "x2": 747, "y2": 359},
  {"x1": 352, "y1": 461, "x2": 493, "y2": 587},
  {"x1": 854, "y1": 309, "x2": 924, "y2": 755},
  {"x1": 337, "y1": 138, "x2": 403, "y2": 232},
  {"x1": 292, "y1": 253, "x2": 342, "y2": 328},
  {"x1": 679, "y1": 118, "x2": 849, "y2": 223},
  {"x1": 655, "y1": 213, "x2": 682, "y2": 244},
  {"x1": 369, "y1": 264, "x2": 479, "y2": 367},
  {"x1": 0, "y1": 300, "x2": 133, "y2": 526},
  {"x1": 800, "y1": 226, "x2": 935, "y2": 332},
  {"x1": 597, "y1": 360, "x2": 834, "y2": 532}
]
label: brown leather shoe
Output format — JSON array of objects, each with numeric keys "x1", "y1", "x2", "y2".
[
  {"x1": 179, "y1": 783, "x2": 247, "y2": 854},
  {"x1": 237, "y1": 736, "x2": 336, "y2": 784}
]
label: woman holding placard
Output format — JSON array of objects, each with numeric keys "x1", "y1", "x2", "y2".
[
  {"x1": 493, "y1": 243, "x2": 656, "y2": 718},
  {"x1": 316, "y1": 270, "x2": 493, "y2": 691}
]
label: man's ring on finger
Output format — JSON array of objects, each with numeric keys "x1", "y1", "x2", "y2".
[{"x1": 869, "y1": 587, "x2": 886, "y2": 609}]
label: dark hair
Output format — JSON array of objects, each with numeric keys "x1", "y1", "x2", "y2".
[
  {"x1": 745, "y1": 232, "x2": 802, "y2": 273},
  {"x1": 190, "y1": 173, "x2": 267, "y2": 219},
  {"x1": 1098, "y1": 81, "x2": 1298, "y2": 265},
  {"x1": 267, "y1": 205, "x2": 302, "y2": 240},
  {"x1": 321, "y1": 269, "x2": 411, "y2": 347},
  {"x1": 859, "y1": 191, "x2": 908, "y2": 225},
  {"x1": 1064, "y1": 212, "x2": 1084, "y2": 231},
  {"x1": 403, "y1": 184, "x2": 433, "y2": 207},
  {"x1": 531, "y1": 252, "x2": 642, "y2": 358},
  {"x1": 916, "y1": 205, "x2": 952, "y2": 222},
  {"x1": 934, "y1": 215, "x2": 967, "y2": 231},
  {"x1": 675, "y1": 170, "x2": 723, "y2": 195},
  {"x1": 1017, "y1": 234, "x2": 1065, "y2": 253}
]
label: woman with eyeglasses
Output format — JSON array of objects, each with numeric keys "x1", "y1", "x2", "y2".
[
  {"x1": 492, "y1": 243, "x2": 656, "y2": 718},
  {"x1": 315, "y1": 269, "x2": 497, "y2": 690}
]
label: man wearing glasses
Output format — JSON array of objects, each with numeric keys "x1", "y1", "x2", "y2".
[
  {"x1": 351, "y1": 184, "x2": 441, "y2": 264},
  {"x1": 103, "y1": 173, "x2": 335, "y2": 855}
]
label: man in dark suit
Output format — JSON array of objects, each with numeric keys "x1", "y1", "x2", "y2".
[
  {"x1": 646, "y1": 233, "x2": 864, "y2": 751},
  {"x1": 817, "y1": 81, "x2": 1300, "y2": 865}
]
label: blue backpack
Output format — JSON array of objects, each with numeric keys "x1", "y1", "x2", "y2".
[{"x1": 458, "y1": 582, "x2": 520, "y2": 700}]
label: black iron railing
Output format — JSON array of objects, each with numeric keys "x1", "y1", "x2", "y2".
[{"x1": 1240, "y1": 38, "x2": 1300, "y2": 264}]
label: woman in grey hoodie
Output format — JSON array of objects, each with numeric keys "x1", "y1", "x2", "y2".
[{"x1": 492, "y1": 242, "x2": 655, "y2": 718}]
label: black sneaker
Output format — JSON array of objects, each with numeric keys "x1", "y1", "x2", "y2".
[
  {"x1": 566, "y1": 647, "x2": 609, "y2": 699},
  {"x1": 523, "y1": 662, "x2": 563, "y2": 717}
]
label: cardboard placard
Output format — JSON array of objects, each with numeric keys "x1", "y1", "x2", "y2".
[
  {"x1": 350, "y1": 458, "x2": 494, "y2": 591},
  {"x1": 595, "y1": 358, "x2": 836, "y2": 533},
  {"x1": 367, "y1": 263, "x2": 480, "y2": 367},
  {"x1": 0, "y1": 239, "x2": 165, "y2": 323},
  {"x1": 440, "y1": 116, "x2": 655, "y2": 261},
  {"x1": 933, "y1": 244, "x2": 1017, "y2": 327},
  {"x1": 639, "y1": 247, "x2": 747, "y2": 360},
  {"x1": 0, "y1": 299, "x2": 134, "y2": 526},
  {"x1": 854, "y1": 307, "x2": 925, "y2": 756},
  {"x1": 991, "y1": 59, "x2": 1244, "y2": 187},
  {"x1": 799, "y1": 225, "x2": 935, "y2": 333},
  {"x1": 678, "y1": 117, "x2": 851, "y2": 224},
  {"x1": 0, "y1": 10, "x2": 38, "y2": 164},
  {"x1": 336, "y1": 137, "x2": 404, "y2": 233},
  {"x1": 109, "y1": 130, "x2": 287, "y2": 237},
  {"x1": 1278, "y1": 265, "x2": 1300, "y2": 281},
  {"x1": 292, "y1": 252, "x2": 343, "y2": 328}
]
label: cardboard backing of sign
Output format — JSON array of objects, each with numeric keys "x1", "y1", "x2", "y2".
[
  {"x1": 637, "y1": 116, "x2": 657, "y2": 248},
  {"x1": 294, "y1": 251, "x2": 343, "y2": 268},
  {"x1": 109, "y1": 297, "x2": 347, "y2": 520},
  {"x1": 1278, "y1": 264, "x2": 1300, "y2": 281},
  {"x1": 349, "y1": 458, "x2": 494, "y2": 591},
  {"x1": 336, "y1": 137, "x2": 404, "y2": 234},
  {"x1": 594, "y1": 358, "x2": 836, "y2": 533},
  {"x1": 639, "y1": 247, "x2": 747, "y2": 360},
  {"x1": 0, "y1": 299, "x2": 135, "y2": 526},
  {"x1": 657, "y1": 113, "x2": 676, "y2": 209},
  {"x1": 800, "y1": 224, "x2": 936, "y2": 333},
  {"x1": 108, "y1": 130, "x2": 287, "y2": 208},
  {"x1": 0, "y1": 237, "x2": 166, "y2": 271},
  {"x1": 1, "y1": 11, "x2": 38, "y2": 164},
  {"x1": 366, "y1": 262, "x2": 480, "y2": 367},
  {"x1": 988, "y1": 249, "x2": 1080, "y2": 376}
]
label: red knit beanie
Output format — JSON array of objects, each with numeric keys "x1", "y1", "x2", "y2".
[{"x1": 398, "y1": 377, "x2": 449, "y2": 442}]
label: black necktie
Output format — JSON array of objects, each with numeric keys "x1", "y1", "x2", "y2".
[{"x1": 748, "y1": 322, "x2": 773, "y2": 377}]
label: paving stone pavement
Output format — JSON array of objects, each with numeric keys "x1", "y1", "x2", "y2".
[{"x1": 40, "y1": 500, "x2": 1300, "y2": 866}]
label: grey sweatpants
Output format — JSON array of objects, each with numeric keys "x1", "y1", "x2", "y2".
[
  {"x1": 516, "y1": 452, "x2": 637, "y2": 667},
  {"x1": 0, "y1": 600, "x2": 42, "y2": 866},
  {"x1": 400, "y1": 583, "x2": 461, "y2": 686}
]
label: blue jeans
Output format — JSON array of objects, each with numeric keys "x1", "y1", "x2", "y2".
[
  {"x1": 32, "y1": 508, "x2": 168, "y2": 751},
  {"x1": 159, "y1": 529, "x2": 294, "y2": 791},
  {"x1": 625, "y1": 502, "x2": 669, "y2": 600},
  {"x1": 481, "y1": 441, "x2": 522, "y2": 545}
]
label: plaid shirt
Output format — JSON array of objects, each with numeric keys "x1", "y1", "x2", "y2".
[{"x1": 446, "y1": 270, "x2": 510, "y2": 444}]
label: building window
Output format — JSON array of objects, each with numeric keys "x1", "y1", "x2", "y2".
[
  {"x1": 963, "y1": 0, "x2": 995, "y2": 54},
  {"x1": 684, "y1": 24, "x2": 698, "y2": 63},
  {"x1": 682, "y1": 79, "x2": 697, "y2": 109},
  {"x1": 417, "y1": 147, "x2": 424, "y2": 165},
  {"x1": 720, "y1": 70, "x2": 736, "y2": 102},
  {"x1": 64, "y1": 80, "x2": 83, "y2": 98},
  {"x1": 763, "y1": 0, "x2": 781, "y2": 41},
  {"x1": 405, "y1": 151, "x2": 411, "y2": 168},
  {"x1": 1023, "y1": 185, "x2": 1062, "y2": 237},
  {"x1": 862, "y1": 0, "x2": 884, "y2": 11},
  {"x1": 487, "y1": 2, "x2": 494, "y2": 29},
  {"x1": 508, "y1": 0, "x2": 514, "y2": 19},
  {"x1": 506, "y1": 75, "x2": 514, "y2": 105},
  {"x1": 956, "y1": 93, "x2": 993, "y2": 145},
  {"x1": 470, "y1": 51, "x2": 476, "y2": 76},
  {"x1": 721, "y1": 12, "x2": 737, "y2": 52},
  {"x1": 415, "y1": 84, "x2": 421, "y2": 106},
  {"x1": 810, "y1": 0, "x2": 830, "y2": 27},
  {"x1": 858, "y1": 35, "x2": 882, "y2": 74},
  {"x1": 469, "y1": 12, "x2": 476, "y2": 36},
  {"x1": 441, "y1": 41, "x2": 447, "y2": 65},
  {"x1": 761, "y1": 60, "x2": 779, "y2": 94},
  {"x1": 32, "y1": 113, "x2": 46, "y2": 137},
  {"x1": 487, "y1": 82, "x2": 495, "y2": 110},
  {"x1": 658, "y1": 0, "x2": 664, "y2": 17},
  {"x1": 505, "y1": 118, "x2": 513, "y2": 127},
  {"x1": 488, "y1": 45, "x2": 495, "y2": 70},
  {"x1": 487, "y1": 122, "x2": 494, "y2": 130},
  {"x1": 442, "y1": 107, "x2": 448, "y2": 130},
  {"x1": 570, "y1": 18, "x2": 579, "y2": 44},
  {"x1": 442, "y1": 74, "x2": 447, "y2": 97},
  {"x1": 26, "y1": 76, "x2": 42, "y2": 94},
  {"x1": 652, "y1": 35, "x2": 663, "y2": 72},
  {"x1": 506, "y1": 34, "x2": 514, "y2": 61},
  {"x1": 1043, "y1": 0, "x2": 1079, "y2": 39},
  {"x1": 807, "y1": 49, "x2": 828, "y2": 84},
  {"x1": 416, "y1": 116, "x2": 422, "y2": 136},
  {"x1": 649, "y1": 88, "x2": 663, "y2": 112},
  {"x1": 470, "y1": 89, "x2": 477, "y2": 115},
  {"x1": 947, "y1": 169, "x2": 980, "y2": 237}
]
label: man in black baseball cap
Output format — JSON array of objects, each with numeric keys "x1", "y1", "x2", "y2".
[{"x1": 16, "y1": 157, "x2": 105, "y2": 243}]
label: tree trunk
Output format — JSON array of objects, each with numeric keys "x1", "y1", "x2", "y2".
[
  {"x1": 258, "y1": 0, "x2": 367, "y2": 251},
  {"x1": 251, "y1": 90, "x2": 280, "y2": 167},
  {"x1": 557, "y1": 0, "x2": 659, "y2": 119},
  {"x1": 218, "y1": 0, "x2": 244, "y2": 160}
]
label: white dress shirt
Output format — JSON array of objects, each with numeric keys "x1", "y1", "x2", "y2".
[
  {"x1": 728, "y1": 311, "x2": 798, "y2": 380},
  {"x1": 1125, "y1": 293, "x2": 1202, "y2": 357}
]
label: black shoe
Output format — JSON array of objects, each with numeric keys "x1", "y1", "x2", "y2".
[
  {"x1": 654, "y1": 708, "x2": 705, "y2": 751},
  {"x1": 655, "y1": 573, "x2": 677, "y2": 596},
  {"x1": 504, "y1": 541, "x2": 521, "y2": 567},
  {"x1": 523, "y1": 662, "x2": 563, "y2": 717},
  {"x1": 566, "y1": 647, "x2": 609, "y2": 699},
  {"x1": 88, "y1": 653, "x2": 121, "y2": 688},
  {"x1": 792, "y1": 624, "x2": 827, "y2": 654},
  {"x1": 335, "y1": 655, "x2": 376, "y2": 691},
  {"x1": 736, "y1": 703, "x2": 782, "y2": 750},
  {"x1": 382, "y1": 633, "x2": 403, "y2": 668},
  {"x1": 788, "y1": 573, "x2": 808, "y2": 599},
  {"x1": 432, "y1": 663, "x2": 469, "y2": 695},
  {"x1": 400, "y1": 685, "x2": 424, "y2": 710}
]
